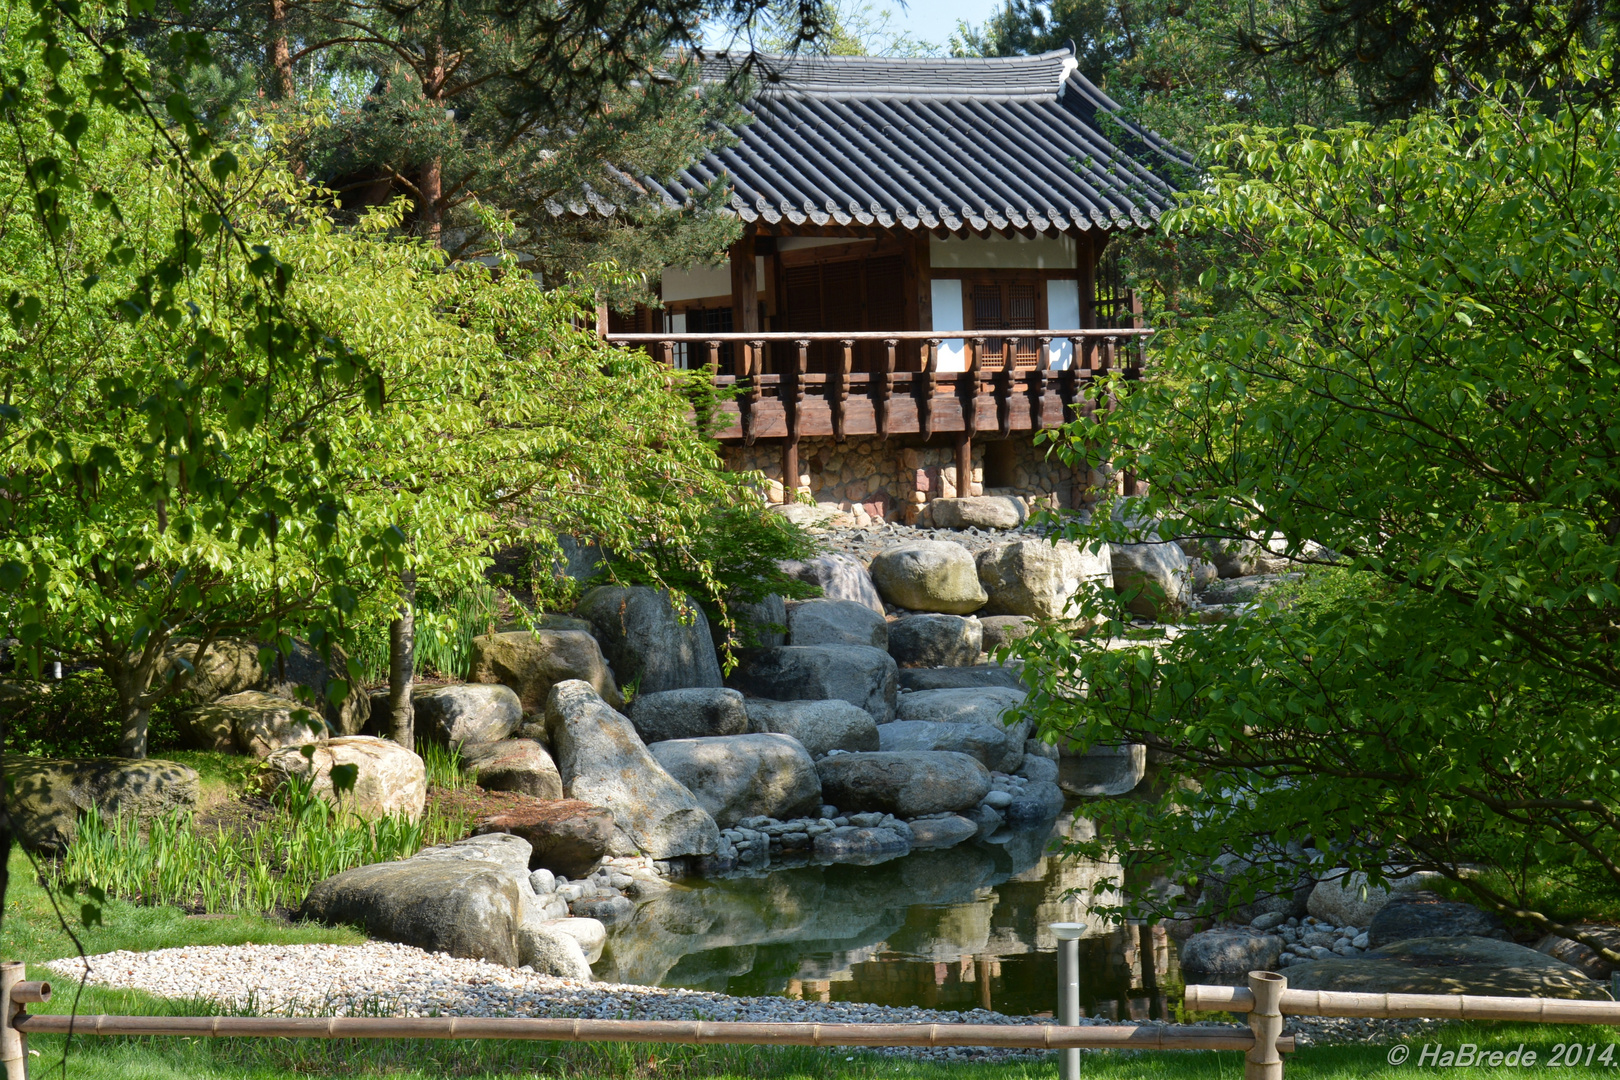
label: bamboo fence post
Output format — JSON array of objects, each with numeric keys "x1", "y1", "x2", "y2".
[
  {"x1": 1, "y1": 962, "x2": 29, "y2": 1080},
  {"x1": 1244, "y1": 972, "x2": 1286, "y2": 1080}
]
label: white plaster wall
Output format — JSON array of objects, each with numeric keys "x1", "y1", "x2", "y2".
[
  {"x1": 930, "y1": 279, "x2": 966, "y2": 372},
  {"x1": 930, "y1": 233, "x2": 1078, "y2": 269}
]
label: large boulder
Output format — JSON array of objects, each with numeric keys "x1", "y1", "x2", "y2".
[
  {"x1": 300, "y1": 835, "x2": 530, "y2": 967},
  {"x1": 469, "y1": 630, "x2": 623, "y2": 711},
  {"x1": 1308, "y1": 869, "x2": 1442, "y2": 927},
  {"x1": 1180, "y1": 928, "x2": 1285, "y2": 982},
  {"x1": 516, "y1": 922, "x2": 593, "y2": 980},
  {"x1": 459, "y1": 739, "x2": 563, "y2": 799},
  {"x1": 869, "y1": 541, "x2": 988, "y2": 615},
  {"x1": 787, "y1": 599, "x2": 889, "y2": 650},
  {"x1": 1200, "y1": 851, "x2": 1315, "y2": 923},
  {"x1": 1110, "y1": 541, "x2": 1192, "y2": 620},
  {"x1": 887, "y1": 615, "x2": 982, "y2": 668},
  {"x1": 977, "y1": 539, "x2": 1112, "y2": 620},
  {"x1": 730, "y1": 594, "x2": 787, "y2": 649},
  {"x1": 474, "y1": 798, "x2": 616, "y2": 877},
  {"x1": 1058, "y1": 743, "x2": 1147, "y2": 797},
  {"x1": 979, "y1": 616, "x2": 1036, "y2": 653},
  {"x1": 544, "y1": 680, "x2": 718, "y2": 859},
  {"x1": 779, "y1": 553, "x2": 884, "y2": 614},
  {"x1": 726, "y1": 645, "x2": 898, "y2": 723},
  {"x1": 929, "y1": 496, "x2": 1027, "y2": 530},
  {"x1": 574, "y1": 587, "x2": 722, "y2": 696},
  {"x1": 897, "y1": 665, "x2": 1025, "y2": 692},
  {"x1": 1535, "y1": 926, "x2": 1620, "y2": 980},
  {"x1": 2, "y1": 756, "x2": 199, "y2": 851},
  {"x1": 179, "y1": 691, "x2": 324, "y2": 758},
  {"x1": 264, "y1": 736, "x2": 426, "y2": 821},
  {"x1": 164, "y1": 638, "x2": 369, "y2": 734},
  {"x1": 877, "y1": 720, "x2": 1024, "y2": 774},
  {"x1": 412, "y1": 684, "x2": 522, "y2": 747},
  {"x1": 894, "y1": 687, "x2": 1028, "y2": 737},
  {"x1": 1285, "y1": 937, "x2": 1606, "y2": 999},
  {"x1": 744, "y1": 699, "x2": 880, "y2": 759},
  {"x1": 1003, "y1": 780, "x2": 1066, "y2": 828},
  {"x1": 816, "y1": 751, "x2": 991, "y2": 817},
  {"x1": 649, "y1": 734, "x2": 823, "y2": 826},
  {"x1": 627, "y1": 687, "x2": 749, "y2": 744},
  {"x1": 1368, "y1": 892, "x2": 1509, "y2": 949}
]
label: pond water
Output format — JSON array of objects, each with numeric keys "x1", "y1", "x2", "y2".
[{"x1": 597, "y1": 813, "x2": 1182, "y2": 1019}]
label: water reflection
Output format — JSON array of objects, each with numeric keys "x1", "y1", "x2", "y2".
[{"x1": 597, "y1": 813, "x2": 1182, "y2": 1018}]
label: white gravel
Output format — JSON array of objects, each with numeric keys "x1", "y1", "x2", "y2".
[{"x1": 46, "y1": 942, "x2": 1441, "y2": 1059}]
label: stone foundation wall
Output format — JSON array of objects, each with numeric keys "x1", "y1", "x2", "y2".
[{"x1": 720, "y1": 435, "x2": 1105, "y2": 525}]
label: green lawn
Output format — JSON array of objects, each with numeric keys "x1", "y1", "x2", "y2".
[{"x1": 7, "y1": 849, "x2": 1619, "y2": 1078}]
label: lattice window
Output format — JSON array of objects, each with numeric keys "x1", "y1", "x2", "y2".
[{"x1": 968, "y1": 280, "x2": 1043, "y2": 369}]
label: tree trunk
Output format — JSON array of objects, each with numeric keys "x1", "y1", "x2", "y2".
[
  {"x1": 267, "y1": 0, "x2": 296, "y2": 101},
  {"x1": 419, "y1": 36, "x2": 446, "y2": 243},
  {"x1": 116, "y1": 694, "x2": 152, "y2": 759},
  {"x1": 387, "y1": 571, "x2": 415, "y2": 748}
]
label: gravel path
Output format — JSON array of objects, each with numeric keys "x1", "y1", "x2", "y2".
[{"x1": 46, "y1": 943, "x2": 1444, "y2": 1058}]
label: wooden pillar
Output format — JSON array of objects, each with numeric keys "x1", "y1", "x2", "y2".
[
  {"x1": 1078, "y1": 231, "x2": 1097, "y2": 330},
  {"x1": 730, "y1": 230, "x2": 759, "y2": 333},
  {"x1": 955, "y1": 433, "x2": 972, "y2": 499}
]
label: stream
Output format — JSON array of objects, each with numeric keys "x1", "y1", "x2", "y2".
[{"x1": 597, "y1": 812, "x2": 1182, "y2": 1018}]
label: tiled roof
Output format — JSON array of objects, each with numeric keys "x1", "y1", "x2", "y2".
[{"x1": 646, "y1": 48, "x2": 1187, "y2": 233}]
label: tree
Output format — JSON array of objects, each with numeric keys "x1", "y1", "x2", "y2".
[{"x1": 1019, "y1": 77, "x2": 1620, "y2": 960}]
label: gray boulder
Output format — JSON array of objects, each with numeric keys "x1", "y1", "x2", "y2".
[
  {"x1": 412, "y1": 684, "x2": 522, "y2": 747},
  {"x1": 180, "y1": 691, "x2": 324, "y2": 758},
  {"x1": 1180, "y1": 928, "x2": 1285, "y2": 982},
  {"x1": 744, "y1": 699, "x2": 880, "y2": 759},
  {"x1": 1016, "y1": 754, "x2": 1059, "y2": 784},
  {"x1": 165, "y1": 637, "x2": 368, "y2": 734},
  {"x1": 544, "y1": 680, "x2": 719, "y2": 860},
  {"x1": 574, "y1": 587, "x2": 722, "y2": 696},
  {"x1": 1201, "y1": 851, "x2": 1315, "y2": 923},
  {"x1": 979, "y1": 616, "x2": 1035, "y2": 653},
  {"x1": 648, "y1": 733, "x2": 823, "y2": 826},
  {"x1": 1110, "y1": 541, "x2": 1192, "y2": 620},
  {"x1": 894, "y1": 688, "x2": 1028, "y2": 737},
  {"x1": 869, "y1": 541, "x2": 988, "y2": 615},
  {"x1": 2, "y1": 756, "x2": 199, "y2": 852},
  {"x1": 907, "y1": 814, "x2": 979, "y2": 848},
  {"x1": 813, "y1": 826, "x2": 911, "y2": 863},
  {"x1": 816, "y1": 751, "x2": 992, "y2": 817},
  {"x1": 730, "y1": 594, "x2": 787, "y2": 649},
  {"x1": 1308, "y1": 869, "x2": 1442, "y2": 927},
  {"x1": 542, "y1": 917, "x2": 608, "y2": 964},
  {"x1": 516, "y1": 922, "x2": 593, "y2": 980},
  {"x1": 726, "y1": 645, "x2": 898, "y2": 723},
  {"x1": 897, "y1": 665, "x2": 1025, "y2": 692},
  {"x1": 459, "y1": 739, "x2": 563, "y2": 799},
  {"x1": 887, "y1": 615, "x2": 982, "y2": 668},
  {"x1": 878, "y1": 720, "x2": 1024, "y2": 774},
  {"x1": 779, "y1": 553, "x2": 884, "y2": 614},
  {"x1": 1003, "y1": 780, "x2": 1065, "y2": 828},
  {"x1": 787, "y1": 599, "x2": 889, "y2": 649},
  {"x1": 1535, "y1": 926, "x2": 1620, "y2": 980},
  {"x1": 628, "y1": 687, "x2": 749, "y2": 744},
  {"x1": 929, "y1": 496, "x2": 1027, "y2": 530},
  {"x1": 977, "y1": 539, "x2": 1112, "y2": 620},
  {"x1": 264, "y1": 736, "x2": 426, "y2": 820},
  {"x1": 1058, "y1": 743, "x2": 1147, "y2": 797},
  {"x1": 300, "y1": 836, "x2": 530, "y2": 966},
  {"x1": 1285, "y1": 937, "x2": 1605, "y2": 998},
  {"x1": 469, "y1": 630, "x2": 623, "y2": 711},
  {"x1": 1367, "y1": 892, "x2": 1509, "y2": 949}
]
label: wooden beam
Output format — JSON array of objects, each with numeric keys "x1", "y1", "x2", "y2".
[{"x1": 730, "y1": 230, "x2": 759, "y2": 333}]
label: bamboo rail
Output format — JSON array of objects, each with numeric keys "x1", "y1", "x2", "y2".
[
  {"x1": 1187, "y1": 981, "x2": 1620, "y2": 1024},
  {"x1": 9, "y1": 1013, "x2": 1291, "y2": 1051}
]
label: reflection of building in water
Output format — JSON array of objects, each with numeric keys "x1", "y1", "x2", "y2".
[{"x1": 597, "y1": 811, "x2": 1181, "y2": 1019}]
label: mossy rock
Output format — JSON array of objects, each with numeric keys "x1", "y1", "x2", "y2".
[{"x1": 2, "y1": 755, "x2": 200, "y2": 851}]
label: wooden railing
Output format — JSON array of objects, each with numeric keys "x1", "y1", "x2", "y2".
[
  {"x1": 607, "y1": 328, "x2": 1149, "y2": 498},
  {"x1": 605, "y1": 329, "x2": 1149, "y2": 445}
]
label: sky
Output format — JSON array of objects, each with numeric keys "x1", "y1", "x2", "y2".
[{"x1": 882, "y1": 0, "x2": 1003, "y2": 46}]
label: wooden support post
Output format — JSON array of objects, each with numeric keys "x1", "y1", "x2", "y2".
[
  {"x1": 878, "y1": 339, "x2": 897, "y2": 440},
  {"x1": 741, "y1": 341, "x2": 760, "y2": 446},
  {"x1": 1245, "y1": 972, "x2": 1286, "y2": 1080},
  {"x1": 2, "y1": 961, "x2": 28, "y2": 1080},
  {"x1": 834, "y1": 339, "x2": 854, "y2": 442},
  {"x1": 955, "y1": 433, "x2": 973, "y2": 499},
  {"x1": 965, "y1": 337, "x2": 984, "y2": 442},
  {"x1": 594, "y1": 301, "x2": 609, "y2": 338},
  {"x1": 921, "y1": 339, "x2": 940, "y2": 440},
  {"x1": 782, "y1": 339, "x2": 807, "y2": 497},
  {"x1": 729, "y1": 231, "x2": 759, "y2": 333},
  {"x1": 1033, "y1": 337, "x2": 1052, "y2": 431},
  {"x1": 707, "y1": 341, "x2": 721, "y2": 373}
]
